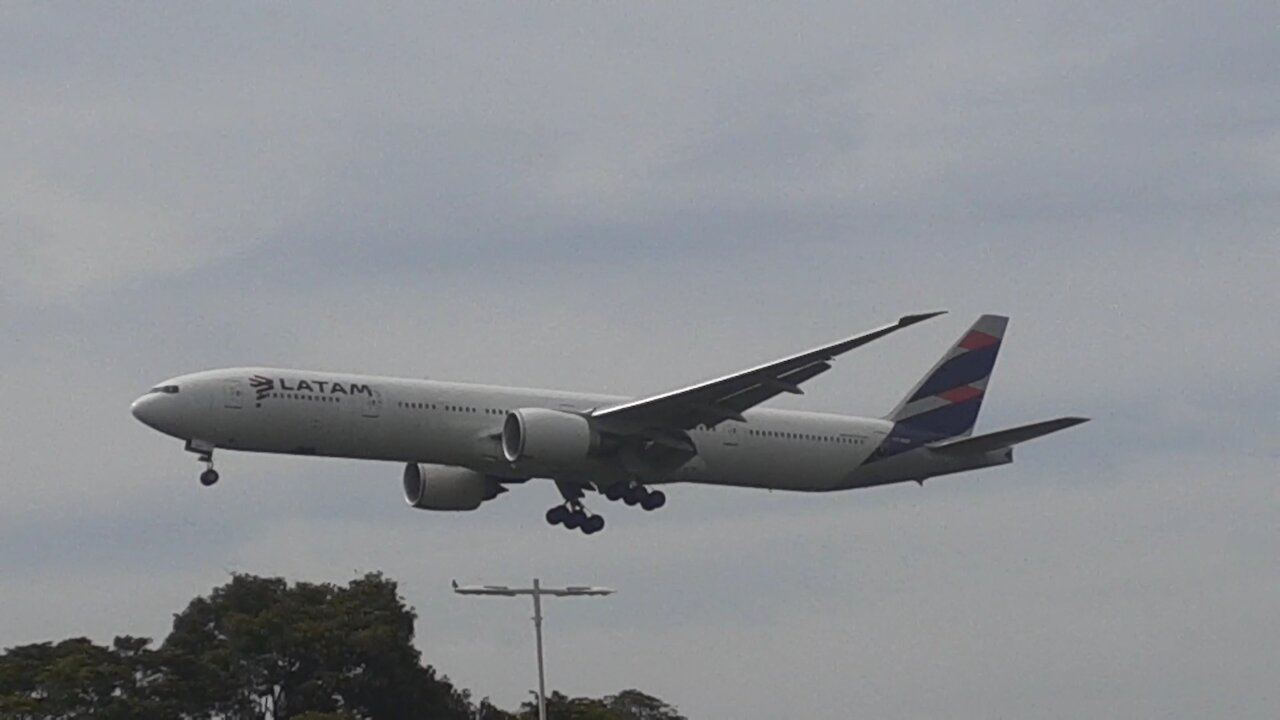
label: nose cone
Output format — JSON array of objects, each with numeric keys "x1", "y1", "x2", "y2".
[{"x1": 131, "y1": 394, "x2": 165, "y2": 431}]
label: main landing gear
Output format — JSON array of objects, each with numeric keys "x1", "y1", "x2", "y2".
[
  {"x1": 603, "y1": 482, "x2": 666, "y2": 511},
  {"x1": 548, "y1": 480, "x2": 605, "y2": 535},
  {"x1": 545, "y1": 480, "x2": 666, "y2": 535},
  {"x1": 545, "y1": 504, "x2": 605, "y2": 535}
]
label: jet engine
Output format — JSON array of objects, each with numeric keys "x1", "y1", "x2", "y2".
[
  {"x1": 501, "y1": 408, "x2": 602, "y2": 465},
  {"x1": 402, "y1": 464, "x2": 503, "y2": 511}
]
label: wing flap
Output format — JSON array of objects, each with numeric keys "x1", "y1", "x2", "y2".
[{"x1": 712, "y1": 362, "x2": 831, "y2": 417}]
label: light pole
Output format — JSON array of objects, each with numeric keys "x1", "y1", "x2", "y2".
[{"x1": 453, "y1": 578, "x2": 614, "y2": 720}]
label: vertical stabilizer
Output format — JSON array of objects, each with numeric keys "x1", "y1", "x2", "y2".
[{"x1": 886, "y1": 314, "x2": 1008, "y2": 439}]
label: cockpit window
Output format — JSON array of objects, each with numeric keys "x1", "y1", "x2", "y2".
[{"x1": 148, "y1": 385, "x2": 180, "y2": 395}]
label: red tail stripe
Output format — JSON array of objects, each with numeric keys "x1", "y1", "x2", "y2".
[
  {"x1": 938, "y1": 385, "x2": 983, "y2": 403},
  {"x1": 958, "y1": 330, "x2": 1000, "y2": 350}
]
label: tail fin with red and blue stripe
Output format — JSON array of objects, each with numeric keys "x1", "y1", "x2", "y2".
[{"x1": 886, "y1": 314, "x2": 1008, "y2": 440}]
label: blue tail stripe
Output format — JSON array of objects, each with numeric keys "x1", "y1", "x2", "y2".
[
  {"x1": 896, "y1": 396, "x2": 984, "y2": 437},
  {"x1": 908, "y1": 343, "x2": 1001, "y2": 401}
]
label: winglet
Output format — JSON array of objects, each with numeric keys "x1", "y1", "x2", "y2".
[{"x1": 899, "y1": 310, "x2": 948, "y2": 326}]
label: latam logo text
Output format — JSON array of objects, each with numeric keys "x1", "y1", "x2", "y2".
[{"x1": 249, "y1": 375, "x2": 373, "y2": 401}]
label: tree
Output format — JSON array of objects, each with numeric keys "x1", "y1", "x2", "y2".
[
  {"x1": 474, "y1": 697, "x2": 518, "y2": 720},
  {"x1": 0, "y1": 636, "x2": 171, "y2": 720},
  {"x1": 605, "y1": 689, "x2": 687, "y2": 720},
  {"x1": 160, "y1": 572, "x2": 472, "y2": 719},
  {"x1": 0, "y1": 572, "x2": 686, "y2": 719},
  {"x1": 515, "y1": 690, "x2": 686, "y2": 720},
  {"x1": 519, "y1": 691, "x2": 617, "y2": 720}
]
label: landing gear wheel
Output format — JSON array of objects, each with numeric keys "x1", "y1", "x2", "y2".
[
  {"x1": 563, "y1": 510, "x2": 585, "y2": 530},
  {"x1": 640, "y1": 489, "x2": 666, "y2": 511},
  {"x1": 552, "y1": 483, "x2": 607, "y2": 535},
  {"x1": 603, "y1": 485, "x2": 625, "y2": 502},
  {"x1": 623, "y1": 487, "x2": 642, "y2": 506},
  {"x1": 546, "y1": 506, "x2": 570, "y2": 526},
  {"x1": 192, "y1": 446, "x2": 218, "y2": 487}
]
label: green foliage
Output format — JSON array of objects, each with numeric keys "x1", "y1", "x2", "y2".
[
  {"x1": 475, "y1": 697, "x2": 519, "y2": 720},
  {"x1": 159, "y1": 572, "x2": 472, "y2": 719},
  {"x1": 0, "y1": 636, "x2": 172, "y2": 720},
  {"x1": 605, "y1": 689, "x2": 687, "y2": 720},
  {"x1": 0, "y1": 573, "x2": 683, "y2": 720},
  {"x1": 517, "y1": 689, "x2": 686, "y2": 720}
]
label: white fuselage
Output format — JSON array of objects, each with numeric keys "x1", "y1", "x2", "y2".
[{"x1": 131, "y1": 368, "x2": 1011, "y2": 493}]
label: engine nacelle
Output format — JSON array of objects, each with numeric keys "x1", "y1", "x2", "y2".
[
  {"x1": 502, "y1": 408, "x2": 599, "y2": 465},
  {"x1": 402, "y1": 464, "x2": 501, "y2": 511}
]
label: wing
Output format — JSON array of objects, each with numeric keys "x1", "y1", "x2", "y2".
[{"x1": 591, "y1": 311, "x2": 946, "y2": 432}]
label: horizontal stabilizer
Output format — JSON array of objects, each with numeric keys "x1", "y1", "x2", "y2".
[{"x1": 930, "y1": 417, "x2": 1089, "y2": 455}]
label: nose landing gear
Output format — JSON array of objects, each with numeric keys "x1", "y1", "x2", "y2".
[
  {"x1": 198, "y1": 454, "x2": 219, "y2": 486},
  {"x1": 185, "y1": 439, "x2": 219, "y2": 487}
]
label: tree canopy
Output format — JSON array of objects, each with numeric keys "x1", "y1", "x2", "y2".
[
  {"x1": 0, "y1": 573, "x2": 684, "y2": 720},
  {"x1": 516, "y1": 690, "x2": 687, "y2": 720}
]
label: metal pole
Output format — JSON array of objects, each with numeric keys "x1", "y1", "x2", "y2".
[
  {"x1": 533, "y1": 578, "x2": 547, "y2": 720},
  {"x1": 453, "y1": 578, "x2": 610, "y2": 720}
]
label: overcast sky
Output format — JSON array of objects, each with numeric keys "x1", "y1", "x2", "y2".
[{"x1": 2, "y1": 3, "x2": 1278, "y2": 718}]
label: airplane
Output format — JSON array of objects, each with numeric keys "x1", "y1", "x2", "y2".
[{"x1": 131, "y1": 312, "x2": 1087, "y2": 535}]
